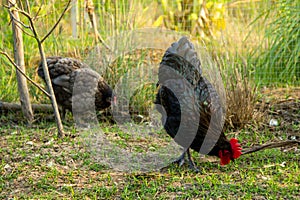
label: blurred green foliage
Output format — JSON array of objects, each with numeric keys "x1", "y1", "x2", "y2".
[
  {"x1": 155, "y1": 0, "x2": 226, "y2": 40},
  {"x1": 252, "y1": 0, "x2": 300, "y2": 85},
  {"x1": 0, "y1": 0, "x2": 299, "y2": 119}
]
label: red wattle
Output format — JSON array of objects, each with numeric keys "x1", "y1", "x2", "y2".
[
  {"x1": 230, "y1": 138, "x2": 242, "y2": 159},
  {"x1": 219, "y1": 150, "x2": 231, "y2": 165}
]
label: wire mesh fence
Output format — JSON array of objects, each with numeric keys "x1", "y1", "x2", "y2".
[
  {"x1": 0, "y1": 0, "x2": 299, "y2": 125},
  {"x1": 0, "y1": 0, "x2": 299, "y2": 174},
  {"x1": 5, "y1": 0, "x2": 296, "y2": 86}
]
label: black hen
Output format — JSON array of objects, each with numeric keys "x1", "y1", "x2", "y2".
[
  {"x1": 38, "y1": 56, "x2": 115, "y2": 120},
  {"x1": 155, "y1": 37, "x2": 241, "y2": 171}
]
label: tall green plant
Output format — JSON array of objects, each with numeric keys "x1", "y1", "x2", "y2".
[{"x1": 254, "y1": 0, "x2": 300, "y2": 86}]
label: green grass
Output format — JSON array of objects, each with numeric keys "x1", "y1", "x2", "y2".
[
  {"x1": 0, "y1": 113, "x2": 299, "y2": 199},
  {"x1": 250, "y1": 0, "x2": 300, "y2": 86}
]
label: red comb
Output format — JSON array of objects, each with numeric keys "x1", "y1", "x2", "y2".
[{"x1": 230, "y1": 138, "x2": 242, "y2": 159}]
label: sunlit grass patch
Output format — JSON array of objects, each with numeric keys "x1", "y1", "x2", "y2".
[{"x1": 0, "y1": 117, "x2": 299, "y2": 198}]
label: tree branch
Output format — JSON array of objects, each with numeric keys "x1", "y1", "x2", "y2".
[
  {"x1": 41, "y1": 0, "x2": 72, "y2": 43},
  {"x1": 33, "y1": 4, "x2": 43, "y2": 21},
  {"x1": 7, "y1": 10, "x2": 31, "y2": 29},
  {"x1": 242, "y1": 140, "x2": 300, "y2": 155},
  {"x1": 5, "y1": 0, "x2": 73, "y2": 137},
  {"x1": 12, "y1": 6, "x2": 40, "y2": 39},
  {"x1": 0, "y1": 51, "x2": 51, "y2": 98},
  {"x1": 13, "y1": 22, "x2": 35, "y2": 38},
  {"x1": 24, "y1": 0, "x2": 31, "y2": 15},
  {"x1": 7, "y1": 0, "x2": 66, "y2": 137},
  {"x1": 5, "y1": 4, "x2": 35, "y2": 38}
]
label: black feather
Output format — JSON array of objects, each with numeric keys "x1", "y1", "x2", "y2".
[
  {"x1": 38, "y1": 56, "x2": 114, "y2": 119},
  {"x1": 155, "y1": 37, "x2": 231, "y2": 157}
]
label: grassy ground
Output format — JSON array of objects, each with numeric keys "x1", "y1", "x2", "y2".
[{"x1": 1, "y1": 89, "x2": 299, "y2": 199}]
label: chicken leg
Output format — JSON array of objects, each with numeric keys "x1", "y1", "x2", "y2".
[{"x1": 173, "y1": 148, "x2": 199, "y2": 172}]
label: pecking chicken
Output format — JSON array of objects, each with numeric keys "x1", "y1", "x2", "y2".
[
  {"x1": 38, "y1": 56, "x2": 115, "y2": 120},
  {"x1": 154, "y1": 37, "x2": 242, "y2": 171}
]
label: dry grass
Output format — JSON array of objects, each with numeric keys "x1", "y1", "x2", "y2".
[
  {"x1": 223, "y1": 66, "x2": 263, "y2": 129},
  {"x1": 208, "y1": 1, "x2": 270, "y2": 130}
]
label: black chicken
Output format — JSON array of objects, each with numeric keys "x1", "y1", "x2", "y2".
[
  {"x1": 38, "y1": 56, "x2": 116, "y2": 120},
  {"x1": 154, "y1": 37, "x2": 241, "y2": 171}
]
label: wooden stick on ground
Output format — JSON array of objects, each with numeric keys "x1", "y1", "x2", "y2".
[
  {"x1": 242, "y1": 140, "x2": 300, "y2": 155},
  {"x1": 0, "y1": 101, "x2": 52, "y2": 112}
]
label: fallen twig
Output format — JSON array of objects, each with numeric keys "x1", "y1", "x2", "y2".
[
  {"x1": 242, "y1": 140, "x2": 300, "y2": 155},
  {"x1": 0, "y1": 101, "x2": 52, "y2": 112}
]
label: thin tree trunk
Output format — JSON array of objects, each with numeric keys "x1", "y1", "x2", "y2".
[
  {"x1": 10, "y1": 0, "x2": 34, "y2": 124},
  {"x1": 38, "y1": 42, "x2": 64, "y2": 137},
  {"x1": 5, "y1": 0, "x2": 69, "y2": 137}
]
